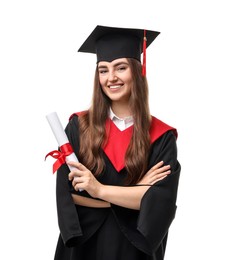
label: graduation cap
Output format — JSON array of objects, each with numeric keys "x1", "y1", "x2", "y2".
[{"x1": 78, "y1": 25, "x2": 160, "y2": 76}]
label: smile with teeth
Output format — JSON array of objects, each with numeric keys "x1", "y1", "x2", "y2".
[{"x1": 109, "y1": 85, "x2": 123, "y2": 89}]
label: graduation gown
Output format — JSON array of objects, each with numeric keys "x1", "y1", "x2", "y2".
[{"x1": 54, "y1": 113, "x2": 181, "y2": 260}]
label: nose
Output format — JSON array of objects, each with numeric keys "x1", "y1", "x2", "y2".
[{"x1": 108, "y1": 71, "x2": 118, "y2": 82}]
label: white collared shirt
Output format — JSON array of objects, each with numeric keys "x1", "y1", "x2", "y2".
[{"x1": 109, "y1": 108, "x2": 134, "y2": 131}]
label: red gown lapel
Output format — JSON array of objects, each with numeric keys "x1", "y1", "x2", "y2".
[
  {"x1": 70, "y1": 112, "x2": 177, "y2": 172},
  {"x1": 103, "y1": 116, "x2": 177, "y2": 172},
  {"x1": 103, "y1": 119, "x2": 133, "y2": 172}
]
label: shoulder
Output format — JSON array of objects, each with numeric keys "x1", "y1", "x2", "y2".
[
  {"x1": 69, "y1": 110, "x2": 88, "y2": 121},
  {"x1": 150, "y1": 116, "x2": 178, "y2": 143},
  {"x1": 65, "y1": 111, "x2": 88, "y2": 133},
  {"x1": 150, "y1": 118, "x2": 179, "y2": 162}
]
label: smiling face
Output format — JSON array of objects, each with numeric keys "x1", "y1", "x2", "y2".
[{"x1": 98, "y1": 58, "x2": 133, "y2": 107}]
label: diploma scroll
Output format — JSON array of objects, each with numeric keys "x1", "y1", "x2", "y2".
[{"x1": 46, "y1": 112, "x2": 83, "y2": 191}]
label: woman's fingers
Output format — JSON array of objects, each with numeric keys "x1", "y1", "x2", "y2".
[
  {"x1": 149, "y1": 170, "x2": 171, "y2": 184},
  {"x1": 68, "y1": 168, "x2": 81, "y2": 181},
  {"x1": 67, "y1": 161, "x2": 89, "y2": 180},
  {"x1": 150, "y1": 161, "x2": 164, "y2": 171},
  {"x1": 137, "y1": 161, "x2": 171, "y2": 185},
  {"x1": 149, "y1": 165, "x2": 171, "y2": 177},
  {"x1": 72, "y1": 176, "x2": 82, "y2": 187},
  {"x1": 150, "y1": 174, "x2": 168, "y2": 184},
  {"x1": 66, "y1": 161, "x2": 102, "y2": 197},
  {"x1": 74, "y1": 181, "x2": 84, "y2": 191},
  {"x1": 146, "y1": 163, "x2": 170, "y2": 177}
]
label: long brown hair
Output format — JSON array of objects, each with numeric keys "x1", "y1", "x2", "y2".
[{"x1": 78, "y1": 58, "x2": 152, "y2": 184}]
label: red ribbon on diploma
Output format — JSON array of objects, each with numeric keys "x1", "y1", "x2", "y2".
[{"x1": 45, "y1": 143, "x2": 74, "y2": 173}]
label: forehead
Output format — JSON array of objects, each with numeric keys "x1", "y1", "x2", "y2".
[{"x1": 98, "y1": 58, "x2": 129, "y2": 67}]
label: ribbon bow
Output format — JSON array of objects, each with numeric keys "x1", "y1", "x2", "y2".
[{"x1": 45, "y1": 143, "x2": 74, "y2": 173}]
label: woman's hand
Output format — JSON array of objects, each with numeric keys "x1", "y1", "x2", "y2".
[
  {"x1": 67, "y1": 161, "x2": 103, "y2": 198},
  {"x1": 137, "y1": 161, "x2": 171, "y2": 185}
]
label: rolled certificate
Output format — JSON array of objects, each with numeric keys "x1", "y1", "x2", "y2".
[{"x1": 46, "y1": 112, "x2": 83, "y2": 191}]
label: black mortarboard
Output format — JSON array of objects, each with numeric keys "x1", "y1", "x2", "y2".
[{"x1": 78, "y1": 25, "x2": 160, "y2": 76}]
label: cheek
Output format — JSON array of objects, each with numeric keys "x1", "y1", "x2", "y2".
[
  {"x1": 100, "y1": 82, "x2": 107, "y2": 93},
  {"x1": 126, "y1": 78, "x2": 133, "y2": 90},
  {"x1": 124, "y1": 73, "x2": 133, "y2": 86},
  {"x1": 99, "y1": 75, "x2": 106, "y2": 86},
  {"x1": 100, "y1": 81, "x2": 107, "y2": 94}
]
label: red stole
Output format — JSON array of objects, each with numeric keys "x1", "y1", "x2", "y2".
[
  {"x1": 103, "y1": 116, "x2": 177, "y2": 172},
  {"x1": 70, "y1": 112, "x2": 177, "y2": 172}
]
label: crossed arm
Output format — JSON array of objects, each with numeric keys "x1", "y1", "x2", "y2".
[{"x1": 68, "y1": 161, "x2": 171, "y2": 210}]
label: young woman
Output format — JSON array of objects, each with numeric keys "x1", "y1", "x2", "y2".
[{"x1": 53, "y1": 25, "x2": 181, "y2": 260}]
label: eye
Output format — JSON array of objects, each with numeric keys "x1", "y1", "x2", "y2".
[
  {"x1": 98, "y1": 69, "x2": 108, "y2": 75},
  {"x1": 117, "y1": 66, "x2": 127, "y2": 72}
]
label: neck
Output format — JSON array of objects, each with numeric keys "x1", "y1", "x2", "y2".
[{"x1": 111, "y1": 102, "x2": 132, "y2": 118}]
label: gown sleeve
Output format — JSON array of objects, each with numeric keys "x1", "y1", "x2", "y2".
[
  {"x1": 55, "y1": 116, "x2": 83, "y2": 247},
  {"x1": 137, "y1": 130, "x2": 181, "y2": 253},
  {"x1": 111, "y1": 130, "x2": 181, "y2": 255},
  {"x1": 55, "y1": 115, "x2": 110, "y2": 248}
]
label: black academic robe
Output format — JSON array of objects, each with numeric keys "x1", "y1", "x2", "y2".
[{"x1": 54, "y1": 114, "x2": 181, "y2": 260}]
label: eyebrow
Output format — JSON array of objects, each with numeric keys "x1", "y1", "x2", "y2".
[{"x1": 98, "y1": 61, "x2": 129, "y2": 69}]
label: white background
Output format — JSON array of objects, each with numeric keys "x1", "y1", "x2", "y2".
[{"x1": 0, "y1": 0, "x2": 235, "y2": 259}]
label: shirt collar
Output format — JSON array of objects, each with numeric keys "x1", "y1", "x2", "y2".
[
  {"x1": 109, "y1": 107, "x2": 133, "y2": 122},
  {"x1": 109, "y1": 108, "x2": 134, "y2": 131}
]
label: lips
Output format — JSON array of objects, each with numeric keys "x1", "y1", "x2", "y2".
[{"x1": 109, "y1": 84, "x2": 123, "y2": 89}]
